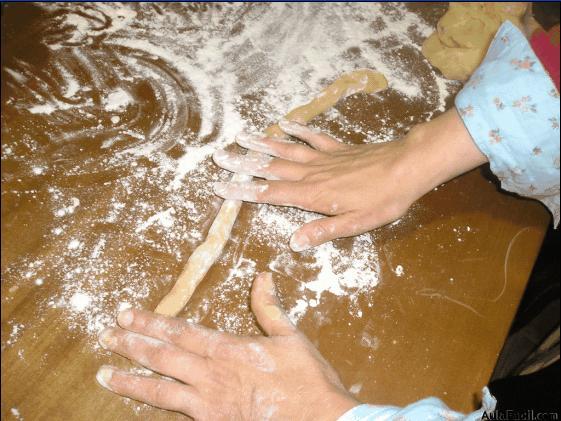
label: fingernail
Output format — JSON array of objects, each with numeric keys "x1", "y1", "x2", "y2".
[
  {"x1": 260, "y1": 273, "x2": 283, "y2": 320},
  {"x1": 98, "y1": 328, "x2": 117, "y2": 350},
  {"x1": 289, "y1": 232, "x2": 311, "y2": 252},
  {"x1": 236, "y1": 133, "x2": 265, "y2": 149},
  {"x1": 278, "y1": 120, "x2": 305, "y2": 136},
  {"x1": 212, "y1": 149, "x2": 230, "y2": 164},
  {"x1": 213, "y1": 182, "x2": 229, "y2": 197},
  {"x1": 264, "y1": 304, "x2": 282, "y2": 320},
  {"x1": 118, "y1": 309, "x2": 134, "y2": 327},
  {"x1": 262, "y1": 272, "x2": 275, "y2": 293},
  {"x1": 96, "y1": 365, "x2": 114, "y2": 390}
]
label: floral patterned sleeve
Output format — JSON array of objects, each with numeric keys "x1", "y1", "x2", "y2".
[
  {"x1": 338, "y1": 20, "x2": 559, "y2": 421},
  {"x1": 338, "y1": 388, "x2": 496, "y2": 421},
  {"x1": 455, "y1": 21, "x2": 560, "y2": 226}
]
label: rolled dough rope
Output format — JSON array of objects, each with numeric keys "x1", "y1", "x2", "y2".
[{"x1": 155, "y1": 69, "x2": 388, "y2": 316}]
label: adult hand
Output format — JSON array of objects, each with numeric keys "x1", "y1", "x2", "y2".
[
  {"x1": 212, "y1": 109, "x2": 487, "y2": 251},
  {"x1": 96, "y1": 272, "x2": 358, "y2": 420}
]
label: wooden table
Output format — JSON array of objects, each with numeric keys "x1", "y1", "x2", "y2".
[{"x1": 1, "y1": 3, "x2": 551, "y2": 420}]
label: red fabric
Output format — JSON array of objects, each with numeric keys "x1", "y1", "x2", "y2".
[{"x1": 530, "y1": 25, "x2": 560, "y2": 91}]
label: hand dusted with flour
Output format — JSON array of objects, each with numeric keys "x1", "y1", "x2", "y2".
[
  {"x1": 215, "y1": 109, "x2": 488, "y2": 251},
  {"x1": 155, "y1": 69, "x2": 388, "y2": 316},
  {"x1": 100, "y1": 273, "x2": 358, "y2": 420}
]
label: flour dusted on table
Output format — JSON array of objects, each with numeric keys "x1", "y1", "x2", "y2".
[{"x1": 1, "y1": 3, "x2": 456, "y2": 347}]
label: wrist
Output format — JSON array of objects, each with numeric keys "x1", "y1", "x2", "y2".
[
  {"x1": 309, "y1": 391, "x2": 359, "y2": 421},
  {"x1": 401, "y1": 108, "x2": 487, "y2": 196},
  {"x1": 329, "y1": 395, "x2": 360, "y2": 421}
]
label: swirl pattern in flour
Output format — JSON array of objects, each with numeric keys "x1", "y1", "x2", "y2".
[
  {"x1": 3, "y1": 16, "x2": 211, "y2": 184},
  {"x1": 1, "y1": 3, "x2": 456, "y2": 338}
]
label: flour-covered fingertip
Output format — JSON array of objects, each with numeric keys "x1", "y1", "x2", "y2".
[
  {"x1": 212, "y1": 149, "x2": 230, "y2": 164},
  {"x1": 289, "y1": 232, "x2": 311, "y2": 252},
  {"x1": 117, "y1": 309, "x2": 134, "y2": 327},
  {"x1": 212, "y1": 182, "x2": 229, "y2": 197},
  {"x1": 96, "y1": 365, "x2": 114, "y2": 390},
  {"x1": 278, "y1": 119, "x2": 304, "y2": 135},
  {"x1": 98, "y1": 328, "x2": 117, "y2": 350}
]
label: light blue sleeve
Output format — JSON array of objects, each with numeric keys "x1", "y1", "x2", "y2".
[
  {"x1": 455, "y1": 21, "x2": 560, "y2": 226},
  {"x1": 338, "y1": 20, "x2": 560, "y2": 421},
  {"x1": 338, "y1": 387, "x2": 496, "y2": 421}
]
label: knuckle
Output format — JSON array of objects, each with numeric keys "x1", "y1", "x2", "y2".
[
  {"x1": 342, "y1": 216, "x2": 363, "y2": 236},
  {"x1": 179, "y1": 394, "x2": 199, "y2": 417},
  {"x1": 206, "y1": 336, "x2": 226, "y2": 358},
  {"x1": 210, "y1": 337, "x2": 245, "y2": 361},
  {"x1": 145, "y1": 346, "x2": 166, "y2": 366},
  {"x1": 152, "y1": 382, "x2": 168, "y2": 402},
  {"x1": 277, "y1": 142, "x2": 295, "y2": 157},
  {"x1": 344, "y1": 210, "x2": 376, "y2": 234},
  {"x1": 291, "y1": 147, "x2": 308, "y2": 161},
  {"x1": 302, "y1": 168, "x2": 331, "y2": 183},
  {"x1": 305, "y1": 181, "x2": 332, "y2": 209},
  {"x1": 145, "y1": 317, "x2": 170, "y2": 336},
  {"x1": 311, "y1": 222, "x2": 330, "y2": 240},
  {"x1": 131, "y1": 314, "x2": 147, "y2": 330},
  {"x1": 257, "y1": 183, "x2": 274, "y2": 202}
]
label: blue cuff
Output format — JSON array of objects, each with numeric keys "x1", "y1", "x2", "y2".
[
  {"x1": 337, "y1": 404, "x2": 400, "y2": 421},
  {"x1": 455, "y1": 21, "x2": 560, "y2": 226},
  {"x1": 338, "y1": 388, "x2": 496, "y2": 421}
]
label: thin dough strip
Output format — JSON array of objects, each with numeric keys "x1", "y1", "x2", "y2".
[{"x1": 155, "y1": 69, "x2": 388, "y2": 316}]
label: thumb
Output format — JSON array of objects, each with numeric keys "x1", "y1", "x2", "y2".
[
  {"x1": 289, "y1": 214, "x2": 363, "y2": 252},
  {"x1": 251, "y1": 272, "x2": 296, "y2": 337}
]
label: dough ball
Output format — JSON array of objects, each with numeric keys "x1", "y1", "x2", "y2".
[
  {"x1": 422, "y1": 2, "x2": 529, "y2": 81},
  {"x1": 422, "y1": 32, "x2": 485, "y2": 81}
]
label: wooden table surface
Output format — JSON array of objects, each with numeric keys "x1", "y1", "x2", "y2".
[{"x1": 1, "y1": 3, "x2": 551, "y2": 420}]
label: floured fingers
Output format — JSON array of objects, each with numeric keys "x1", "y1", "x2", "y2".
[
  {"x1": 212, "y1": 149, "x2": 308, "y2": 181},
  {"x1": 278, "y1": 120, "x2": 347, "y2": 152},
  {"x1": 213, "y1": 179, "x2": 317, "y2": 211},
  {"x1": 236, "y1": 132, "x2": 322, "y2": 163}
]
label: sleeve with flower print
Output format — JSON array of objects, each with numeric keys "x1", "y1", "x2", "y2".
[
  {"x1": 337, "y1": 388, "x2": 496, "y2": 421},
  {"x1": 456, "y1": 21, "x2": 560, "y2": 226}
]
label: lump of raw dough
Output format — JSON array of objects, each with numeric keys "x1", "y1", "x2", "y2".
[{"x1": 422, "y1": 2, "x2": 529, "y2": 81}]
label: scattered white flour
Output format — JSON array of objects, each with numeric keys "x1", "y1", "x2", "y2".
[
  {"x1": 4, "y1": 323, "x2": 25, "y2": 347},
  {"x1": 10, "y1": 408, "x2": 23, "y2": 420},
  {"x1": 4, "y1": 67, "x2": 26, "y2": 83},
  {"x1": 91, "y1": 238, "x2": 106, "y2": 259},
  {"x1": 168, "y1": 145, "x2": 219, "y2": 190},
  {"x1": 349, "y1": 383, "x2": 363, "y2": 395},
  {"x1": 58, "y1": 65, "x2": 81, "y2": 98},
  {"x1": 135, "y1": 207, "x2": 176, "y2": 232},
  {"x1": 54, "y1": 197, "x2": 80, "y2": 218},
  {"x1": 103, "y1": 88, "x2": 133, "y2": 112},
  {"x1": 69, "y1": 292, "x2": 92, "y2": 312},
  {"x1": 257, "y1": 205, "x2": 380, "y2": 322},
  {"x1": 394, "y1": 264, "x2": 405, "y2": 277},
  {"x1": 2, "y1": 3, "x2": 457, "y2": 350},
  {"x1": 360, "y1": 332, "x2": 380, "y2": 350},
  {"x1": 67, "y1": 239, "x2": 82, "y2": 250}
]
